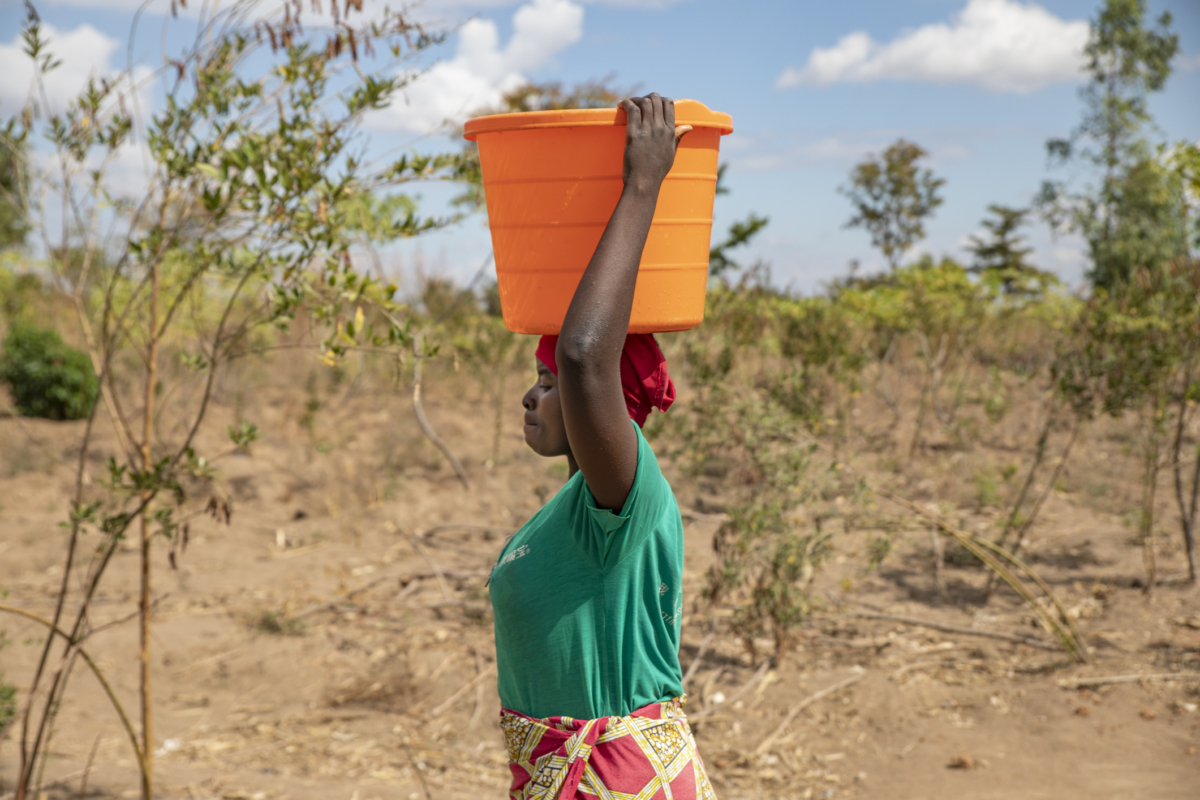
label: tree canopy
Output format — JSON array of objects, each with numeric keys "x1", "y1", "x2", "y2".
[
  {"x1": 841, "y1": 139, "x2": 945, "y2": 270},
  {"x1": 1039, "y1": 0, "x2": 1184, "y2": 289}
]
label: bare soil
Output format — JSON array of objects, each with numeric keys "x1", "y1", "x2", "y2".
[{"x1": 1, "y1": 353, "x2": 1198, "y2": 800}]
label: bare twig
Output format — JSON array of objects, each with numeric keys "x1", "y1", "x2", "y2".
[
  {"x1": 997, "y1": 403, "x2": 1056, "y2": 549},
  {"x1": 78, "y1": 734, "x2": 101, "y2": 800},
  {"x1": 398, "y1": 599, "x2": 489, "y2": 612},
  {"x1": 468, "y1": 649, "x2": 486, "y2": 730},
  {"x1": 395, "y1": 580, "x2": 423, "y2": 603},
  {"x1": 344, "y1": 576, "x2": 392, "y2": 601},
  {"x1": 690, "y1": 660, "x2": 771, "y2": 721},
  {"x1": 846, "y1": 611, "x2": 1057, "y2": 651},
  {"x1": 1057, "y1": 672, "x2": 1198, "y2": 689},
  {"x1": 89, "y1": 594, "x2": 170, "y2": 637},
  {"x1": 680, "y1": 510, "x2": 729, "y2": 525},
  {"x1": 682, "y1": 618, "x2": 717, "y2": 692},
  {"x1": 0, "y1": 605, "x2": 147, "y2": 781},
  {"x1": 173, "y1": 646, "x2": 244, "y2": 675},
  {"x1": 400, "y1": 568, "x2": 488, "y2": 583},
  {"x1": 988, "y1": 409, "x2": 1079, "y2": 597},
  {"x1": 407, "y1": 533, "x2": 453, "y2": 601},
  {"x1": 1011, "y1": 418, "x2": 1080, "y2": 560},
  {"x1": 399, "y1": 738, "x2": 433, "y2": 800},
  {"x1": 929, "y1": 523, "x2": 947, "y2": 597},
  {"x1": 881, "y1": 490, "x2": 1087, "y2": 662},
  {"x1": 330, "y1": 564, "x2": 488, "y2": 606},
  {"x1": 431, "y1": 664, "x2": 496, "y2": 717},
  {"x1": 410, "y1": 331, "x2": 470, "y2": 491},
  {"x1": 755, "y1": 670, "x2": 866, "y2": 755},
  {"x1": 420, "y1": 524, "x2": 513, "y2": 543}
]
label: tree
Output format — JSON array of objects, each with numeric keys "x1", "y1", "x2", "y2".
[
  {"x1": 966, "y1": 204, "x2": 1057, "y2": 296},
  {"x1": 1038, "y1": 0, "x2": 1183, "y2": 289},
  {"x1": 3, "y1": 3, "x2": 465, "y2": 798},
  {"x1": 841, "y1": 139, "x2": 944, "y2": 270},
  {"x1": 0, "y1": 129, "x2": 29, "y2": 248},
  {"x1": 1163, "y1": 142, "x2": 1200, "y2": 584}
]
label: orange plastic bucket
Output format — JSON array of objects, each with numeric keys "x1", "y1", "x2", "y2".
[{"x1": 463, "y1": 100, "x2": 733, "y2": 335}]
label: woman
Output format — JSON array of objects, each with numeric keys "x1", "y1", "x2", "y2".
[{"x1": 487, "y1": 94, "x2": 715, "y2": 800}]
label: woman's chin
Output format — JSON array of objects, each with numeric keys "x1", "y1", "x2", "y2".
[{"x1": 523, "y1": 426, "x2": 541, "y2": 452}]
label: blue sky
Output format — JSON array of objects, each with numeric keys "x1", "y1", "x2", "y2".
[{"x1": 2, "y1": 0, "x2": 1198, "y2": 292}]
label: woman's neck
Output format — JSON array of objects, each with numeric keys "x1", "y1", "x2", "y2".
[{"x1": 566, "y1": 453, "x2": 579, "y2": 479}]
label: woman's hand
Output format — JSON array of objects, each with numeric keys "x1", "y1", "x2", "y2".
[{"x1": 621, "y1": 94, "x2": 692, "y2": 195}]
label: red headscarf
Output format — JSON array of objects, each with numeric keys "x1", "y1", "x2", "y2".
[{"x1": 535, "y1": 334, "x2": 676, "y2": 427}]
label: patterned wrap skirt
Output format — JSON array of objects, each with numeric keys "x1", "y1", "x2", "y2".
[{"x1": 499, "y1": 698, "x2": 717, "y2": 800}]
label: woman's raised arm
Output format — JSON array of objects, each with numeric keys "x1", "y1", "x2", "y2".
[{"x1": 555, "y1": 93, "x2": 689, "y2": 511}]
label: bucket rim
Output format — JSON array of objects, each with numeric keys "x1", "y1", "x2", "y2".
[{"x1": 463, "y1": 98, "x2": 732, "y2": 141}]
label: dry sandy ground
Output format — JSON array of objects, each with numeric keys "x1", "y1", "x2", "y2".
[{"x1": 1, "y1": 357, "x2": 1198, "y2": 800}]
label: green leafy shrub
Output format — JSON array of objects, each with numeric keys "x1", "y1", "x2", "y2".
[
  {"x1": 0, "y1": 323, "x2": 98, "y2": 420},
  {"x1": 0, "y1": 266, "x2": 46, "y2": 321},
  {"x1": 668, "y1": 287, "x2": 864, "y2": 659}
]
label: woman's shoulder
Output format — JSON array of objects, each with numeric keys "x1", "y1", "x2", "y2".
[{"x1": 630, "y1": 425, "x2": 677, "y2": 510}]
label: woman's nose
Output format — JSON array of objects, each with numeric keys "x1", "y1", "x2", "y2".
[{"x1": 522, "y1": 389, "x2": 535, "y2": 410}]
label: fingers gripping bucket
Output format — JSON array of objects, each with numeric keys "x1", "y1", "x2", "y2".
[{"x1": 463, "y1": 100, "x2": 733, "y2": 335}]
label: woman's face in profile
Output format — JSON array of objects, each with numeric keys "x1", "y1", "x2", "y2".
[{"x1": 522, "y1": 359, "x2": 570, "y2": 458}]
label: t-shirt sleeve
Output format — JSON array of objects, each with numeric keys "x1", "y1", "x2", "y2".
[{"x1": 572, "y1": 422, "x2": 672, "y2": 571}]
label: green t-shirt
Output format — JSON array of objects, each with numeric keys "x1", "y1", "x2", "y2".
[{"x1": 488, "y1": 423, "x2": 685, "y2": 720}]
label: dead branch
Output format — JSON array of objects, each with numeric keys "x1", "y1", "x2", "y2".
[
  {"x1": 78, "y1": 734, "x2": 101, "y2": 800},
  {"x1": 1011, "y1": 418, "x2": 1080, "y2": 560},
  {"x1": 1056, "y1": 672, "x2": 1199, "y2": 689},
  {"x1": 173, "y1": 646, "x2": 244, "y2": 675},
  {"x1": 754, "y1": 670, "x2": 866, "y2": 755},
  {"x1": 929, "y1": 523, "x2": 947, "y2": 597},
  {"x1": 811, "y1": 634, "x2": 892, "y2": 652},
  {"x1": 420, "y1": 524, "x2": 513, "y2": 543},
  {"x1": 680, "y1": 509, "x2": 729, "y2": 525},
  {"x1": 0, "y1": 605, "x2": 146, "y2": 781},
  {"x1": 335, "y1": 566, "x2": 485, "y2": 604},
  {"x1": 411, "y1": 331, "x2": 470, "y2": 491},
  {"x1": 407, "y1": 532, "x2": 453, "y2": 601},
  {"x1": 399, "y1": 738, "x2": 434, "y2": 800},
  {"x1": 682, "y1": 618, "x2": 717, "y2": 691},
  {"x1": 88, "y1": 594, "x2": 170, "y2": 636},
  {"x1": 431, "y1": 664, "x2": 497, "y2": 717},
  {"x1": 399, "y1": 568, "x2": 489, "y2": 584},
  {"x1": 880, "y1": 490, "x2": 1087, "y2": 661},
  {"x1": 847, "y1": 611, "x2": 1057, "y2": 650},
  {"x1": 397, "y1": 599, "x2": 489, "y2": 612},
  {"x1": 468, "y1": 648, "x2": 487, "y2": 729},
  {"x1": 690, "y1": 660, "x2": 771, "y2": 721},
  {"x1": 997, "y1": 402, "x2": 1056, "y2": 549}
]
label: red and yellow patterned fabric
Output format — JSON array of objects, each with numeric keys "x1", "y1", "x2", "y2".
[{"x1": 499, "y1": 698, "x2": 716, "y2": 800}]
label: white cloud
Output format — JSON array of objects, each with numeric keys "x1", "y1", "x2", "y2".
[
  {"x1": 776, "y1": 0, "x2": 1088, "y2": 94},
  {"x1": 373, "y1": 0, "x2": 584, "y2": 133},
  {"x1": 580, "y1": 0, "x2": 684, "y2": 6},
  {"x1": 727, "y1": 129, "x2": 976, "y2": 173},
  {"x1": 410, "y1": 0, "x2": 684, "y2": 7}
]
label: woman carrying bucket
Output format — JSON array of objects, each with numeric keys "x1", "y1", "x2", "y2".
[{"x1": 486, "y1": 94, "x2": 717, "y2": 799}]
